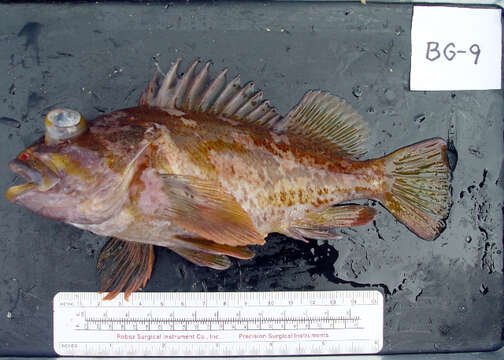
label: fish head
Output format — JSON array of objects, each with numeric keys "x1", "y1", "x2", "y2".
[{"x1": 5, "y1": 108, "x2": 152, "y2": 225}]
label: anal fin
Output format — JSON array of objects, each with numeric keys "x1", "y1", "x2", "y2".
[
  {"x1": 289, "y1": 204, "x2": 376, "y2": 240},
  {"x1": 97, "y1": 238, "x2": 155, "y2": 301},
  {"x1": 167, "y1": 235, "x2": 255, "y2": 270},
  {"x1": 173, "y1": 235, "x2": 254, "y2": 259},
  {"x1": 168, "y1": 247, "x2": 232, "y2": 270}
]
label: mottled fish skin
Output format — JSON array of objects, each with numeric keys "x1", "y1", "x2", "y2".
[{"x1": 121, "y1": 107, "x2": 383, "y2": 238}]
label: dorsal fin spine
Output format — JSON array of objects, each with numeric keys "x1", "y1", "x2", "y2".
[
  {"x1": 186, "y1": 62, "x2": 210, "y2": 110},
  {"x1": 140, "y1": 72, "x2": 158, "y2": 106},
  {"x1": 257, "y1": 108, "x2": 277, "y2": 125},
  {"x1": 173, "y1": 60, "x2": 199, "y2": 108},
  {"x1": 245, "y1": 100, "x2": 270, "y2": 121},
  {"x1": 222, "y1": 82, "x2": 255, "y2": 117},
  {"x1": 211, "y1": 75, "x2": 241, "y2": 114},
  {"x1": 235, "y1": 91, "x2": 263, "y2": 118},
  {"x1": 197, "y1": 68, "x2": 227, "y2": 112},
  {"x1": 156, "y1": 58, "x2": 181, "y2": 107},
  {"x1": 266, "y1": 114, "x2": 282, "y2": 127}
]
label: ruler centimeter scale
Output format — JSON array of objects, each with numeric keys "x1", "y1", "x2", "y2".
[{"x1": 53, "y1": 290, "x2": 384, "y2": 356}]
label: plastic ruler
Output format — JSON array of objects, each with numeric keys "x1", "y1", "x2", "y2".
[{"x1": 53, "y1": 290, "x2": 383, "y2": 356}]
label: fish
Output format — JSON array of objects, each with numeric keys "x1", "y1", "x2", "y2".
[{"x1": 5, "y1": 58, "x2": 452, "y2": 300}]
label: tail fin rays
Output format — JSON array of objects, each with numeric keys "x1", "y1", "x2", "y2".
[{"x1": 381, "y1": 138, "x2": 452, "y2": 241}]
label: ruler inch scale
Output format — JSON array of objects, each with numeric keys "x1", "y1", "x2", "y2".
[{"x1": 53, "y1": 290, "x2": 384, "y2": 356}]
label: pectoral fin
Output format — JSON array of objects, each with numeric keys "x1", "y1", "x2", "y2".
[
  {"x1": 289, "y1": 204, "x2": 376, "y2": 240},
  {"x1": 97, "y1": 238, "x2": 155, "y2": 301},
  {"x1": 160, "y1": 174, "x2": 264, "y2": 247}
]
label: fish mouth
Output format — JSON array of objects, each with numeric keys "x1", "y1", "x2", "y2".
[
  {"x1": 10, "y1": 159, "x2": 44, "y2": 184},
  {"x1": 6, "y1": 157, "x2": 60, "y2": 201}
]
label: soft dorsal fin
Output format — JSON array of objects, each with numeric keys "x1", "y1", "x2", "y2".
[
  {"x1": 139, "y1": 58, "x2": 282, "y2": 127},
  {"x1": 279, "y1": 91, "x2": 369, "y2": 159}
]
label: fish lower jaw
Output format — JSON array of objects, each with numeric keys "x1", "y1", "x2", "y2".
[{"x1": 5, "y1": 183, "x2": 36, "y2": 201}]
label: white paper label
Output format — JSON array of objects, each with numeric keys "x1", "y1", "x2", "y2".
[{"x1": 410, "y1": 6, "x2": 502, "y2": 91}]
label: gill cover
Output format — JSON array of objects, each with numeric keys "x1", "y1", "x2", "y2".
[{"x1": 45, "y1": 108, "x2": 87, "y2": 145}]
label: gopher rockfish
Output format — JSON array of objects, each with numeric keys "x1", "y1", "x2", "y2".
[{"x1": 6, "y1": 58, "x2": 451, "y2": 299}]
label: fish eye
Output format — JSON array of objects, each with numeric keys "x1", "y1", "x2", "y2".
[{"x1": 45, "y1": 108, "x2": 87, "y2": 145}]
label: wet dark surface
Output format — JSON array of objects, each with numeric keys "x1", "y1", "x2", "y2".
[{"x1": 0, "y1": 1, "x2": 503, "y2": 356}]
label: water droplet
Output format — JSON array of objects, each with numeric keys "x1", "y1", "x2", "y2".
[
  {"x1": 352, "y1": 85, "x2": 363, "y2": 98},
  {"x1": 384, "y1": 88, "x2": 396, "y2": 103},
  {"x1": 414, "y1": 113, "x2": 426, "y2": 124},
  {"x1": 480, "y1": 283, "x2": 488, "y2": 295},
  {"x1": 0, "y1": 117, "x2": 21, "y2": 128},
  {"x1": 415, "y1": 289, "x2": 423, "y2": 301},
  {"x1": 446, "y1": 139, "x2": 458, "y2": 171},
  {"x1": 382, "y1": 108, "x2": 396, "y2": 116}
]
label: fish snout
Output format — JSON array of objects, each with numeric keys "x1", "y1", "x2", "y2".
[
  {"x1": 9, "y1": 159, "x2": 44, "y2": 185},
  {"x1": 8, "y1": 156, "x2": 60, "y2": 193}
]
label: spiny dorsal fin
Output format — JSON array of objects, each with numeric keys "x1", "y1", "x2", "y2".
[
  {"x1": 279, "y1": 91, "x2": 369, "y2": 159},
  {"x1": 140, "y1": 58, "x2": 282, "y2": 127}
]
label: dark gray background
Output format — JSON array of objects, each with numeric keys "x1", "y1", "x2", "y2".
[{"x1": 0, "y1": 1, "x2": 502, "y2": 356}]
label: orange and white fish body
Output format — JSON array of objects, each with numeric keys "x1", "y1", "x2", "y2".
[{"x1": 6, "y1": 58, "x2": 451, "y2": 299}]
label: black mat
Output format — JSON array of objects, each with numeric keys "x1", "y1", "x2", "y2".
[{"x1": 0, "y1": 1, "x2": 502, "y2": 356}]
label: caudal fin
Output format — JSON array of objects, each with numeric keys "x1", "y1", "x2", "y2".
[{"x1": 381, "y1": 138, "x2": 452, "y2": 241}]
